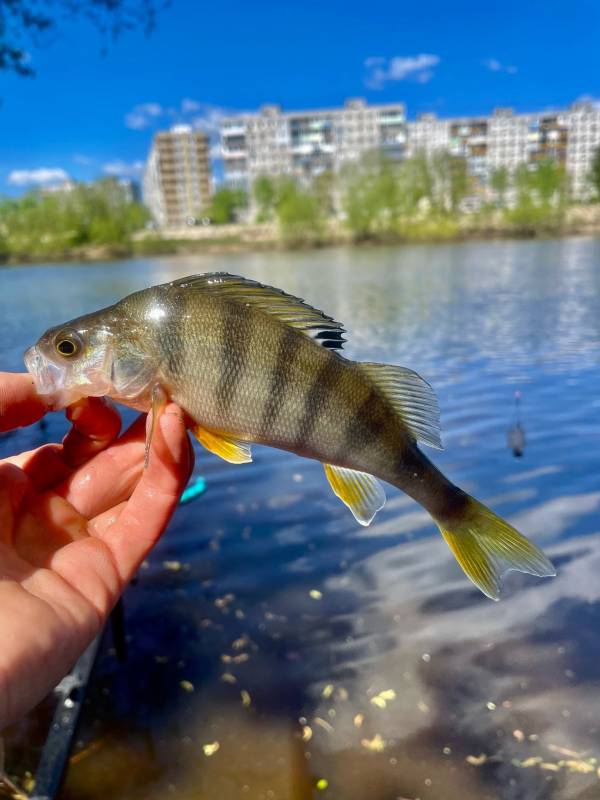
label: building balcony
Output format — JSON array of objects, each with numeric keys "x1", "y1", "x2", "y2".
[
  {"x1": 222, "y1": 148, "x2": 248, "y2": 158},
  {"x1": 221, "y1": 125, "x2": 246, "y2": 136}
]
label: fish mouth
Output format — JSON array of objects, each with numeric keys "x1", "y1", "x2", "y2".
[{"x1": 24, "y1": 346, "x2": 69, "y2": 408}]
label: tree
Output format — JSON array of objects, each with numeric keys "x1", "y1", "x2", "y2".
[
  {"x1": 340, "y1": 152, "x2": 403, "y2": 239},
  {"x1": 506, "y1": 160, "x2": 568, "y2": 230},
  {"x1": 0, "y1": 177, "x2": 149, "y2": 259},
  {"x1": 205, "y1": 188, "x2": 247, "y2": 225},
  {"x1": 490, "y1": 167, "x2": 509, "y2": 207},
  {"x1": 428, "y1": 152, "x2": 469, "y2": 213},
  {"x1": 311, "y1": 170, "x2": 336, "y2": 217},
  {"x1": 253, "y1": 176, "x2": 277, "y2": 222},
  {"x1": 0, "y1": 0, "x2": 163, "y2": 77},
  {"x1": 589, "y1": 146, "x2": 600, "y2": 201},
  {"x1": 274, "y1": 179, "x2": 324, "y2": 245}
]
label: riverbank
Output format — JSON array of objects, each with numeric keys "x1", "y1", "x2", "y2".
[{"x1": 3, "y1": 204, "x2": 600, "y2": 265}]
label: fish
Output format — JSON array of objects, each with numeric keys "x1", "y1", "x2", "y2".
[{"x1": 24, "y1": 272, "x2": 555, "y2": 599}]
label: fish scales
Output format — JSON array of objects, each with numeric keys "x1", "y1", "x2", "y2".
[
  {"x1": 24, "y1": 272, "x2": 556, "y2": 600},
  {"x1": 124, "y1": 283, "x2": 398, "y2": 472}
]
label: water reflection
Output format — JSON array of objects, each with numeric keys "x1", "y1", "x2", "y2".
[{"x1": 2, "y1": 237, "x2": 600, "y2": 799}]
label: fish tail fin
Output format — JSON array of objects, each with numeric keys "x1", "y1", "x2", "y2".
[{"x1": 434, "y1": 495, "x2": 555, "y2": 600}]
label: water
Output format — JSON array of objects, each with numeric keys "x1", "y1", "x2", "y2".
[{"x1": 2, "y1": 238, "x2": 600, "y2": 799}]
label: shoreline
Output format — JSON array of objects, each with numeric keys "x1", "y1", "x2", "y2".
[{"x1": 3, "y1": 207, "x2": 600, "y2": 266}]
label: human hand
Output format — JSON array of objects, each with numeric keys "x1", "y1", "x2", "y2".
[{"x1": 0, "y1": 373, "x2": 192, "y2": 730}]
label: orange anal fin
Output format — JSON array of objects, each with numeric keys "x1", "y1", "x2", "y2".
[
  {"x1": 145, "y1": 384, "x2": 168, "y2": 468},
  {"x1": 193, "y1": 426, "x2": 252, "y2": 464}
]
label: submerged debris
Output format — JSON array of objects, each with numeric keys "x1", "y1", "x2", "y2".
[
  {"x1": 202, "y1": 742, "x2": 220, "y2": 757},
  {"x1": 466, "y1": 754, "x2": 488, "y2": 766},
  {"x1": 370, "y1": 689, "x2": 396, "y2": 709},
  {"x1": 240, "y1": 690, "x2": 252, "y2": 707},
  {"x1": 361, "y1": 734, "x2": 386, "y2": 753}
]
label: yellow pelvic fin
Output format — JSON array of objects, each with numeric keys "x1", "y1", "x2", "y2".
[
  {"x1": 323, "y1": 464, "x2": 386, "y2": 526},
  {"x1": 193, "y1": 426, "x2": 252, "y2": 464},
  {"x1": 145, "y1": 384, "x2": 168, "y2": 469},
  {"x1": 436, "y1": 496, "x2": 556, "y2": 600}
]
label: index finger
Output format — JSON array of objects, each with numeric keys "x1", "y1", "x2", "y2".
[{"x1": 0, "y1": 372, "x2": 49, "y2": 432}]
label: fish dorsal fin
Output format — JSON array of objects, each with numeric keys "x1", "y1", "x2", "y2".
[
  {"x1": 192, "y1": 425, "x2": 252, "y2": 464},
  {"x1": 359, "y1": 362, "x2": 443, "y2": 450},
  {"x1": 170, "y1": 273, "x2": 346, "y2": 350},
  {"x1": 323, "y1": 464, "x2": 386, "y2": 526}
]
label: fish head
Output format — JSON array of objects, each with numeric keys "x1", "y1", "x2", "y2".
[{"x1": 24, "y1": 308, "x2": 156, "y2": 410}]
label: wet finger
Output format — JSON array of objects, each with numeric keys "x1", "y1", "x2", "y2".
[
  {"x1": 0, "y1": 372, "x2": 49, "y2": 432},
  {"x1": 96, "y1": 403, "x2": 192, "y2": 583},
  {"x1": 62, "y1": 397, "x2": 122, "y2": 468},
  {"x1": 55, "y1": 414, "x2": 147, "y2": 519}
]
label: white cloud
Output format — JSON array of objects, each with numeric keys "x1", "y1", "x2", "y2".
[
  {"x1": 365, "y1": 54, "x2": 440, "y2": 89},
  {"x1": 483, "y1": 58, "x2": 518, "y2": 74},
  {"x1": 574, "y1": 94, "x2": 600, "y2": 109},
  {"x1": 72, "y1": 153, "x2": 95, "y2": 166},
  {"x1": 102, "y1": 160, "x2": 145, "y2": 178},
  {"x1": 7, "y1": 167, "x2": 69, "y2": 187},
  {"x1": 125, "y1": 102, "x2": 164, "y2": 130},
  {"x1": 124, "y1": 99, "x2": 232, "y2": 135},
  {"x1": 181, "y1": 98, "x2": 202, "y2": 113}
]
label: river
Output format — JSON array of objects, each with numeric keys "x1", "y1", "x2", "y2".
[{"x1": 2, "y1": 238, "x2": 600, "y2": 799}]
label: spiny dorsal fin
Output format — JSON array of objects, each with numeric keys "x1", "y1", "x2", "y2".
[
  {"x1": 359, "y1": 362, "x2": 443, "y2": 450},
  {"x1": 170, "y1": 273, "x2": 346, "y2": 350},
  {"x1": 323, "y1": 463, "x2": 386, "y2": 526},
  {"x1": 192, "y1": 425, "x2": 252, "y2": 464}
]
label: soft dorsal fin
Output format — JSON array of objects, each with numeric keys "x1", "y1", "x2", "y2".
[
  {"x1": 323, "y1": 464, "x2": 386, "y2": 526},
  {"x1": 170, "y1": 273, "x2": 346, "y2": 350},
  {"x1": 359, "y1": 362, "x2": 443, "y2": 450}
]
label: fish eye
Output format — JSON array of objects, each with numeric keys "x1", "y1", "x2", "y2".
[{"x1": 55, "y1": 331, "x2": 83, "y2": 358}]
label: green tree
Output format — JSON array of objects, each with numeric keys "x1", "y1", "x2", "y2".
[
  {"x1": 340, "y1": 152, "x2": 402, "y2": 239},
  {"x1": 428, "y1": 152, "x2": 469, "y2": 213},
  {"x1": 0, "y1": 177, "x2": 149, "y2": 260},
  {"x1": 274, "y1": 179, "x2": 324, "y2": 245},
  {"x1": 506, "y1": 160, "x2": 568, "y2": 230},
  {"x1": 311, "y1": 170, "x2": 336, "y2": 217},
  {"x1": 589, "y1": 146, "x2": 600, "y2": 200},
  {"x1": 205, "y1": 188, "x2": 247, "y2": 225},
  {"x1": 253, "y1": 176, "x2": 277, "y2": 222},
  {"x1": 490, "y1": 167, "x2": 510, "y2": 207},
  {"x1": 397, "y1": 151, "x2": 434, "y2": 214}
]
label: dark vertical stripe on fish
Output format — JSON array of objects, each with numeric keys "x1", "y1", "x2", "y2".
[
  {"x1": 259, "y1": 326, "x2": 298, "y2": 436},
  {"x1": 161, "y1": 288, "x2": 184, "y2": 377},
  {"x1": 295, "y1": 357, "x2": 342, "y2": 451},
  {"x1": 336, "y1": 387, "x2": 389, "y2": 461},
  {"x1": 216, "y1": 300, "x2": 252, "y2": 413}
]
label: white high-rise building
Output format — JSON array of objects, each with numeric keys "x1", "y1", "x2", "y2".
[
  {"x1": 406, "y1": 102, "x2": 600, "y2": 199},
  {"x1": 220, "y1": 98, "x2": 407, "y2": 189},
  {"x1": 143, "y1": 125, "x2": 211, "y2": 227}
]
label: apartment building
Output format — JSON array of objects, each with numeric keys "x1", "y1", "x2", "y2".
[
  {"x1": 220, "y1": 98, "x2": 407, "y2": 189},
  {"x1": 407, "y1": 102, "x2": 600, "y2": 198},
  {"x1": 143, "y1": 125, "x2": 211, "y2": 227}
]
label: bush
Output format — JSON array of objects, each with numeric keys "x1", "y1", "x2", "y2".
[
  {"x1": 274, "y1": 180, "x2": 324, "y2": 245},
  {"x1": 0, "y1": 178, "x2": 149, "y2": 260}
]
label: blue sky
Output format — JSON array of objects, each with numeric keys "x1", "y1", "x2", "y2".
[{"x1": 1, "y1": 0, "x2": 598, "y2": 194}]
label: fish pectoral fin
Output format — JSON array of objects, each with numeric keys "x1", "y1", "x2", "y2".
[
  {"x1": 359, "y1": 362, "x2": 442, "y2": 450},
  {"x1": 193, "y1": 426, "x2": 252, "y2": 464},
  {"x1": 145, "y1": 384, "x2": 168, "y2": 469},
  {"x1": 323, "y1": 464, "x2": 386, "y2": 526}
]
